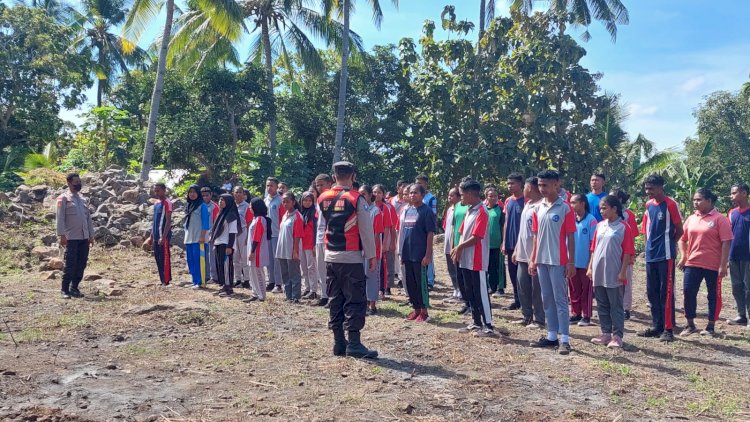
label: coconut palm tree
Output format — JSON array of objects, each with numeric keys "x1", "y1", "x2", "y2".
[
  {"x1": 327, "y1": 0, "x2": 398, "y2": 164},
  {"x1": 71, "y1": 0, "x2": 147, "y2": 107},
  {"x1": 509, "y1": 0, "x2": 629, "y2": 41}
]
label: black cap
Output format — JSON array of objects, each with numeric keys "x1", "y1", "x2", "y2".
[{"x1": 332, "y1": 161, "x2": 355, "y2": 172}]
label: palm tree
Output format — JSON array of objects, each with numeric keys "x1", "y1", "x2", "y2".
[
  {"x1": 328, "y1": 0, "x2": 398, "y2": 164},
  {"x1": 742, "y1": 74, "x2": 750, "y2": 104},
  {"x1": 71, "y1": 0, "x2": 147, "y2": 107},
  {"x1": 479, "y1": 0, "x2": 495, "y2": 38},
  {"x1": 168, "y1": 0, "x2": 360, "y2": 170},
  {"x1": 509, "y1": 0, "x2": 629, "y2": 41}
]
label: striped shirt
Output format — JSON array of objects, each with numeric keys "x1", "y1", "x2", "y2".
[
  {"x1": 458, "y1": 203, "x2": 489, "y2": 271},
  {"x1": 641, "y1": 197, "x2": 682, "y2": 262}
]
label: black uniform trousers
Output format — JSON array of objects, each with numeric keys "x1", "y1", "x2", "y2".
[
  {"x1": 62, "y1": 239, "x2": 89, "y2": 293},
  {"x1": 327, "y1": 262, "x2": 367, "y2": 332}
]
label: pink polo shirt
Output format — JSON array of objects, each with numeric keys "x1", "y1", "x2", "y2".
[{"x1": 681, "y1": 208, "x2": 733, "y2": 271}]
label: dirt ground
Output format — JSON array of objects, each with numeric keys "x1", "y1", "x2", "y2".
[{"x1": 1, "y1": 218, "x2": 749, "y2": 421}]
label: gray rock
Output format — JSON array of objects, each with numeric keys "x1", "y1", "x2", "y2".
[
  {"x1": 170, "y1": 228, "x2": 185, "y2": 250},
  {"x1": 94, "y1": 226, "x2": 119, "y2": 247},
  {"x1": 121, "y1": 189, "x2": 140, "y2": 204}
]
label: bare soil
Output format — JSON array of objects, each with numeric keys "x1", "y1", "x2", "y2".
[{"x1": 1, "y1": 218, "x2": 749, "y2": 421}]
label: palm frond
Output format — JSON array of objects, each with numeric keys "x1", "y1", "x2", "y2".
[
  {"x1": 123, "y1": 0, "x2": 164, "y2": 51},
  {"x1": 195, "y1": 0, "x2": 245, "y2": 40}
]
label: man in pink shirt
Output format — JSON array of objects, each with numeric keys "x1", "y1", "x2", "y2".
[{"x1": 678, "y1": 188, "x2": 733, "y2": 337}]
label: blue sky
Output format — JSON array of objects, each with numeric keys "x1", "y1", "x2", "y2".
[{"x1": 57, "y1": 0, "x2": 750, "y2": 151}]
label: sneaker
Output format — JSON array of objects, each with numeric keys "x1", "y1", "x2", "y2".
[
  {"x1": 570, "y1": 314, "x2": 583, "y2": 323},
  {"x1": 213, "y1": 286, "x2": 226, "y2": 295},
  {"x1": 291, "y1": 298, "x2": 300, "y2": 304},
  {"x1": 607, "y1": 335, "x2": 623, "y2": 348},
  {"x1": 218, "y1": 290, "x2": 234, "y2": 297},
  {"x1": 526, "y1": 321, "x2": 545, "y2": 329},
  {"x1": 399, "y1": 301, "x2": 413, "y2": 307},
  {"x1": 316, "y1": 298, "x2": 329, "y2": 307},
  {"x1": 385, "y1": 288, "x2": 392, "y2": 296},
  {"x1": 530, "y1": 337, "x2": 558, "y2": 348},
  {"x1": 474, "y1": 327, "x2": 496, "y2": 337},
  {"x1": 492, "y1": 291, "x2": 504, "y2": 298},
  {"x1": 457, "y1": 305, "x2": 470, "y2": 315},
  {"x1": 70, "y1": 290, "x2": 84, "y2": 298},
  {"x1": 265, "y1": 282, "x2": 275, "y2": 291},
  {"x1": 307, "y1": 292, "x2": 318, "y2": 300},
  {"x1": 271, "y1": 286, "x2": 283, "y2": 293},
  {"x1": 458, "y1": 324, "x2": 481, "y2": 333},
  {"x1": 61, "y1": 291, "x2": 71, "y2": 299},
  {"x1": 242, "y1": 280, "x2": 250, "y2": 289},
  {"x1": 591, "y1": 333, "x2": 612, "y2": 345},
  {"x1": 406, "y1": 311, "x2": 419, "y2": 321},
  {"x1": 700, "y1": 326, "x2": 715, "y2": 337},
  {"x1": 366, "y1": 308, "x2": 375, "y2": 316},
  {"x1": 680, "y1": 326, "x2": 698, "y2": 337},
  {"x1": 301, "y1": 290, "x2": 311, "y2": 298},
  {"x1": 191, "y1": 285, "x2": 202, "y2": 290},
  {"x1": 557, "y1": 341, "x2": 571, "y2": 355},
  {"x1": 396, "y1": 280, "x2": 403, "y2": 288},
  {"x1": 727, "y1": 316, "x2": 748, "y2": 326},
  {"x1": 659, "y1": 330, "x2": 675, "y2": 342},
  {"x1": 577, "y1": 317, "x2": 592, "y2": 327},
  {"x1": 638, "y1": 327, "x2": 662, "y2": 338},
  {"x1": 497, "y1": 289, "x2": 505, "y2": 295},
  {"x1": 624, "y1": 310, "x2": 631, "y2": 320},
  {"x1": 512, "y1": 318, "x2": 531, "y2": 325},
  {"x1": 243, "y1": 296, "x2": 259, "y2": 303},
  {"x1": 415, "y1": 312, "x2": 430, "y2": 323},
  {"x1": 506, "y1": 303, "x2": 521, "y2": 311}
]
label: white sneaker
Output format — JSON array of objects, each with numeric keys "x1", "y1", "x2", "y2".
[
  {"x1": 272, "y1": 286, "x2": 283, "y2": 293},
  {"x1": 190, "y1": 285, "x2": 201, "y2": 290}
]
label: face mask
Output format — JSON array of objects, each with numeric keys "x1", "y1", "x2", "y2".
[{"x1": 72, "y1": 183, "x2": 82, "y2": 191}]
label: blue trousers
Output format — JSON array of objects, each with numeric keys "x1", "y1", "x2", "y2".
[
  {"x1": 646, "y1": 260, "x2": 676, "y2": 331},
  {"x1": 683, "y1": 266, "x2": 721, "y2": 322},
  {"x1": 537, "y1": 263, "x2": 569, "y2": 336},
  {"x1": 185, "y1": 243, "x2": 207, "y2": 286}
]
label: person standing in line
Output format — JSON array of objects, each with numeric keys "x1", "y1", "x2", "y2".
[
  {"x1": 233, "y1": 187, "x2": 254, "y2": 289},
  {"x1": 450, "y1": 187, "x2": 471, "y2": 315},
  {"x1": 388, "y1": 180, "x2": 408, "y2": 289},
  {"x1": 452, "y1": 179, "x2": 496, "y2": 338},
  {"x1": 314, "y1": 174, "x2": 334, "y2": 306},
  {"x1": 211, "y1": 194, "x2": 240, "y2": 297},
  {"x1": 201, "y1": 187, "x2": 220, "y2": 284},
  {"x1": 502, "y1": 173, "x2": 525, "y2": 310},
  {"x1": 485, "y1": 187, "x2": 506, "y2": 297},
  {"x1": 586, "y1": 173, "x2": 607, "y2": 222},
  {"x1": 265, "y1": 177, "x2": 284, "y2": 293},
  {"x1": 442, "y1": 188, "x2": 462, "y2": 302},
  {"x1": 299, "y1": 191, "x2": 320, "y2": 300},
  {"x1": 184, "y1": 185, "x2": 210, "y2": 289},
  {"x1": 277, "y1": 192, "x2": 304, "y2": 303},
  {"x1": 678, "y1": 188, "x2": 732, "y2": 337},
  {"x1": 318, "y1": 161, "x2": 378, "y2": 359},
  {"x1": 145, "y1": 183, "x2": 173, "y2": 287},
  {"x1": 415, "y1": 174, "x2": 438, "y2": 290},
  {"x1": 588, "y1": 195, "x2": 635, "y2": 349},
  {"x1": 374, "y1": 184, "x2": 397, "y2": 298},
  {"x1": 278, "y1": 182, "x2": 289, "y2": 195},
  {"x1": 638, "y1": 174, "x2": 683, "y2": 342},
  {"x1": 359, "y1": 185, "x2": 385, "y2": 315},
  {"x1": 727, "y1": 183, "x2": 750, "y2": 327},
  {"x1": 528, "y1": 170, "x2": 576, "y2": 355},
  {"x1": 512, "y1": 177, "x2": 545, "y2": 328},
  {"x1": 569, "y1": 194, "x2": 598, "y2": 326},
  {"x1": 610, "y1": 189, "x2": 638, "y2": 320},
  {"x1": 400, "y1": 183, "x2": 437, "y2": 322},
  {"x1": 245, "y1": 198, "x2": 272, "y2": 302},
  {"x1": 56, "y1": 173, "x2": 94, "y2": 299}
]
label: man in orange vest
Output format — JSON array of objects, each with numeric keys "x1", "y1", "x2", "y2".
[{"x1": 318, "y1": 161, "x2": 378, "y2": 358}]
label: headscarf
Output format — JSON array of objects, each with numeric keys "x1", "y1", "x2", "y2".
[
  {"x1": 300, "y1": 191, "x2": 317, "y2": 228},
  {"x1": 184, "y1": 184, "x2": 202, "y2": 229},
  {"x1": 210, "y1": 193, "x2": 241, "y2": 242},
  {"x1": 250, "y1": 197, "x2": 273, "y2": 239}
]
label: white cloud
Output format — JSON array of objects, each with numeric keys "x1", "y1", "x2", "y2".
[
  {"x1": 626, "y1": 103, "x2": 658, "y2": 118},
  {"x1": 678, "y1": 76, "x2": 706, "y2": 95}
]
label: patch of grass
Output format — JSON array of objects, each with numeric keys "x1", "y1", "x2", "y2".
[
  {"x1": 25, "y1": 291, "x2": 35, "y2": 302},
  {"x1": 17, "y1": 328, "x2": 45, "y2": 343},
  {"x1": 684, "y1": 372, "x2": 742, "y2": 418},
  {"x1": 174, "y1": 310, "x2": 208, "y2": 326},
  {"x1": 646, "y1": 396, "x2": 667, "y2": 408},
  {"x1": 378, "y1": 301, "x2": 409, "y2": 318},
  {"x1": 429, "y1": 310, "x2": 461, "y2": 324},
  {"x1": 609, "y1": 391, "x2": 621, "y2": 404},
  {"x1": 57, "y1": 312, "x2": 91, "y2": 328},
  {"x1": 596, "y1": 359, "x2": 633, "y2": 377},
  {"x1": 371, "y1": 366, "x2": 382, "y2": 375},
  {"x1": 122, "y1": 344, "x2": 151, "y2": 356}
]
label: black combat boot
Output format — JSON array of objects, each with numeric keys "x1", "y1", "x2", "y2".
[
  {"x1": 345, "y1": 331, "x2": 378, "y2": 359},
  {"x1": 332, "y1": 328, "x2": 348, "y2": 357}
]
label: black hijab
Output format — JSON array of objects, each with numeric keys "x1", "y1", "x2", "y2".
[
  {"x1": 184, "y1": 185, "x2": 202, "y2": 229},
  {"x1": 250, "y1": 197, "x2": 273, "y2": 239},
  {"x1": 300, "y1": 191, "x2": 317, "y2": 228},
  {"x1": 210, "y1": 193, "x2": 241, "y2": 242}
]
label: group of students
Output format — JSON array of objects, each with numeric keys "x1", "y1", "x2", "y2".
[{"x1": 145, "y1": 168, "x2": 750, "y2": 356}]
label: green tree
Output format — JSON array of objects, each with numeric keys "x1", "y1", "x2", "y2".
[
  {"x1": 328, "y1": 0, "x2": 399, "y2": 164},
  {"x1": 510, "y1": 0, "x2": 629, "y2": 41},
  {"x1": 70, "y1": 0, "x2": 147, "y2": 107}
]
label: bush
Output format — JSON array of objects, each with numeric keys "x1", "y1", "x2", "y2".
[
  {"x1": 20, "y1": 168, "x2": 67, "y2": 188},
  {"x1": 0, "y1": 171, "x2": 23, "y2": 192}
]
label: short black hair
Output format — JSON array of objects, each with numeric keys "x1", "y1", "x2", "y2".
[
  {"x1": 592, "y1": 172, "x2": 606, "y2": 181},
  {"x1": 459, "y1": 179, "x2": 481, "y2": 195},
  {"x1": 352, "y1": 181, "x2": 360, "y2": 189},
  {"x1": 537, "y1": 170, "x2": 560, "y2": 181},
  {"x1": 571, "y1": 193, "x2": 590, "y2": 215},
  {"x1": 732, "y1": 183, "x2": 750, "y2": 195},
  {"x1": 525, "y1": 176, "x2": 538, "y2": 187},
  {"x1": 609, "y1": 189, "x2": 630, "y2": 204},
  {"x1": 396, "y1": 180, "x2": 407, "y2": 188},
  {"x1": 314, "y1": 174, "x2": 333, "y2": 184},
  {"x1": 200, "y1": 186, "x2": 212, "y2": 193},
  {"x1": 266, "y1": 177, "x2": 280, "y2": 185},
  {"x1": 409, "y1": 183, "x2": 426, "y2": 195},
  {"x1": 644, "y1": 174, "x2": 665, "y2": 187},
  {"x1": 66, "y1": 173, "x2": 80, "y2": 183},
  {"x1": 696, "y1": 187, "x2": 718, "y2": 203},
  {"x1": 415, "y1": 174, "x2": 429, "y2": 183},
  {"x1": 333, "y1": 161, "x2": 355, "y2": 178},
  {"x1": 507, "y1": 173, "x2": 524, "y2": 183},
  {"x1": 154, "y1": 182, "x2": 167, "y2": 190}
]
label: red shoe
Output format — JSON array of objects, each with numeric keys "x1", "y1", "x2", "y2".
[
  {"x1": 415, "y1": 309, "x2": 430, "y2": 322},
  {"x1": 406, "y1": 310, "x2": 419, "y2": 321}
]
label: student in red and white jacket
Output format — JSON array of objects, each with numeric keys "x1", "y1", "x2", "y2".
[
  {"x1": 299, "y1": 191, "x2": 320, "y2": 300},
  {"x1": 276, "y1": 192, "x2": 304, "y2": 302}
]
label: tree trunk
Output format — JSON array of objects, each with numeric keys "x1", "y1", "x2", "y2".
[
  {"x1": 139, "y1": 0, "x2": 174, "y2": 182},
  {"x1": 261, "y1": 16, "x2": 277, "y2": 172},
  {"x1": 479, "y1": 0, "x2": 486, "y2": 39},
  {"x1": 332, "y1": 0, "x2": 350, "y2": 164},
  {"x1": 227, "y1": 104, "x2": 238, "y2": 169},
  {"x1": 97, "y1": 81, "x2": 103, "y2": 108}
]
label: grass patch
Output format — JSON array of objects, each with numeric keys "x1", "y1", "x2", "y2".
[
  {"x1": 16, "y1": 328, "x2": 45, "y2": 343},
  {"x1": 378, "y1": 301, "x2": 409, "y2": 318},
  {"x1": 174, "y1": 310, "x2": 209, "y2": 326},
  {"x1": 684, "y1": 372, "x2": 743, "y2": 418},
  {"x1": 429, "y1": 310, "x2": 461, "y2": 324},
  {"x1": 57, "y1": 312, "x2": 91, "y2": 328},
  {"x1": 646, "y1": 396, "x2": 667, "y2": 408},
  {"x1": 122, "y1": 344, "x2": 151, "y2": 356},
  {"x1": 596, "y1": 359, "x2": 633, "y2": 377},
  {"x1": 371, "y1": 366, "x2": 382, "y2": 375}
]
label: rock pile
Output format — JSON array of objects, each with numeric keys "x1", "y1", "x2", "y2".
[{"x1": 4, "y1": 166, "x2": 187, "y2": 250}]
